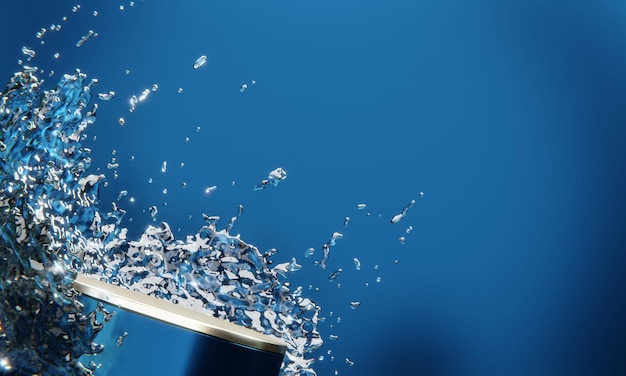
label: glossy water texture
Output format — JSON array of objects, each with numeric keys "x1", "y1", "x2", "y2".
[{"x1": 0, "y1": 69, "x2": 321, "y2": 375}]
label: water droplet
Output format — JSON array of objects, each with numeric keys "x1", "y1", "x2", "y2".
[
  {"x1": 196, "y1": 126, "x2": 201, "y2": 132},
  {"x1": 304, "y1": 247, "x2": 315, "y2": 258},
  {"x1": 120, "y1": 5, "x2": 125, "y2": 11},
  {"x1": 116, "y1": 190, "x2": 128, "y2": 201},
  {"x1": 93, "y1": 11, "x2": 98, "y2": 17},
  {"x1": 239, "y1": 83, "x2": 248, "y2": 92},
  {"x1": 419, "y1": 191, "x2": 425, "y2": 197},
  {"x1": 184, "y1": 137, "x2": 190, "y2": 143},
  {"x1": 205, "y1": 186, "x2": 217, "y2": 194},
  {"x1": 161, "y1": 161, "x2": 167, "y2": 173},
  {"x1": 118, "y1": 117, "x2": 125, "y2": 126},
  {"x1": 251, "y1": 80, "x2": 256, "y2": 85},
  {"x1": 327, "y1": 268, "x2": 342, "y2": 282},
  {"x1": 182, "y1": 182, "x2": 187, "y2": 188},
  {"x1": 345, "y1": 358, "x2": 355, "y2": 366},
  {"x1": 125, "y1": 69, "x2": 130, "y2": 75},
  {"x1": 353, "y1": 258, "x2": 361, "y2": 271},
  {"x1": 152, "y1": 84, "x2": 158, "y2": 91},
  {"x1": 374, "y1": 264, "x2": 379, "y2": 270},
  {"x1": 399, "y1": 236, "x2": 406, "y2": 245},
  {"x1": 376, "y1": 276, "x2": 382, "y2": 283},
  {"x1": 21, "y1": 46, "x2": 36, "y2": 59},
  {"x1": 138, "y1": 89, "x2": 150, "y2": 102},
  {"x1": 193, "y1": 55, "x2": 208, "y2": 69},
  {"x1": 349, "y1": 301, "x2": 361, "y2": 310},
  {"x1": 76, "y1": 30, "x2": 95, "y2": 47},
  {"x1": 178, "y1": 87, "x2": 183, "y2": 94},
  {"x1": 329, "y1": 334, "x2": 339, "y2": 340},
  {"x1": 149, "y1": 206, "x2": 158, "y2": 221},
  {"x1": 53, "y1": 52, "x2": 60, "y2": 59},
  {"x1": 343, "y1": 216, "x2": 350, "y2": 227},
  {"x1": 162, "y1": 188, "x2": 167, "y2": 195},
  {"x1": 405, "y1": 225, "x2": 413, "y2": 234},
  {"x1": 356, "y1": 203, "x2": 367, "y2": 209},
  {"x1": 148, "y1": 178, "x2": 153, "y2": 184},
  {"x1": 98, "y1": 91, "x2": 115, "y2": 101}
]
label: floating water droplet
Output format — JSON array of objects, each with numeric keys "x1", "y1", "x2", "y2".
[
  {"x1": 356, "y1": 203, "x2": 367, "y2": 209},
  {"x1": 399, "y1": 236, "x2": 406, "y2": 245},
  {"x1": 327, "y1": 268, "x2": 343, "y2": 282},
  {"x1": 120, "y1": 5, "x2": 125, "y2": 11},
  {"x1": 349, "y1": 301, "x2": 361, "y2": 309},
  {"x1": 182, "y1": 182, "x2": 187, "y2": 188},
  {"x1": 53, "y1": 52, "x2": 60, "y2": 59},
  {"x1": 374, "y1": 264, "x2": 379, "y2": 270},
  {"x1": 329, "y1": 334, "x2": 339, "y2": 340},
  {"x1": 116, "y1": 190, "x2": 128, "y2": 201},
  {"x1": 251, "y1": 80, "x2": 256, "y2": 85},
  {"x1": 419, "y1": 191, "x2": 425, "y2": 197},
  {"x1": 106, "y1": 162, "x2": 119, "y2": 170},
  {"x1": 36, "y1": 28, "x2": 46, "y2": 39},
  {"x1": 138, "y1": 89, "x2": 150, "y2": 102},
  {"x1": 149, "y1": 206, "x2": 158, "y2": 221},
  {"x1": 193, "y1": 55, "x2": 208, "y2": 69},
  {"x1": 125, "y1": 69, "x2": 130, "y2": 75},
  {"x1": 147, "y1": 178, "x2": 153, "y2": 184},
  {"x1": 304, "y1": 247, "x2": 315, "y2": 258},
  {"x1": 205, "y1": 186, "x2": 217, "y2": 194},
  {"x1": 98, "y1": 91, "x2": 115, "y2": 101},
  {"x1": 162, "y1": 188, "x2": 167, "y2": 195},
  {"x1": 152, "y1": 84, "x2": 158, "y2": 91},
  {"x1": 129, "y1": 95, "x2": 138, "y2": 107},
  {"x1": 72, "y1": 5, "x2": 80, "y2": 13},
  {"x1": 345, "y1": 358, "x2": 355, "y2": 366},
  {"x1": 76, "y1": 30, "x2": 94, "y2": 47},
  {"x1": 21, "y1": 47, "x2": 36, "y2": 59},
  {"x1": 239, "y1": 83, "x2": 248, "y2": 92},
  {"x1": 118, "y1": 117, "x2": 125, "y2": 126},
  {"x1": 376, "y1": 276, "x2": 382, "y2": 283},
  {"x1": 343, "y1": 216, "x2": 350, "y2": 227},
  {"x1": 353, "y1": 258, "x2": 361, "y2": 271},
  {"x1": 405, "y1": 225, "x2": 413, "y2": 234},
  {"x1": 178, "y1": 87, "x2": 183, "y2": 94},
  {"x1": 161, "y1": 161, "x2": 167, "y2": 173},
  {"x1": 196, "y1": 126, "x2": 201, "y2": 132},
  {"x1": 93, "y1": 11, "x2": 98, "y2": 17}
]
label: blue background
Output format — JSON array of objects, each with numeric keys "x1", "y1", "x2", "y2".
[{"x1": 2, "y1": 1, "x2": 626, "y2": 375}]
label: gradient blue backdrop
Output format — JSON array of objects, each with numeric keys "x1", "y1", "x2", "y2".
[{"x1": 2, "y1": 1, "x2": 626, "y2": 375}]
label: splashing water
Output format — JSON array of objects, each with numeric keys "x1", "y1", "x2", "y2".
[{"x1": 0, "y1": 69, "x2": 322, "y2": 375}]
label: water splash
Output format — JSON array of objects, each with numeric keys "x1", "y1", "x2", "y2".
[{"x1": 0, "y1": 69, "x2": 322, "y2": 375}]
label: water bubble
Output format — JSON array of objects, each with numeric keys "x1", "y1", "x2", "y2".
[
  {"x1": 374, "y1": 264, "x2": 379, "y2": 270},
  {"x1": 304, "y1": 247, "x2": 315, "y2": 258},
  {"x1": 205, "y1": 186, "x2": 217, "y2": 194},
  {"x1": 130, "y1": 1, "x2": 135, "y2": 6},
  {"x1": 193, "y1": 55, "x2": 208, "y2": 69},
  {"x1": 178, "y1": 87, "x2": 183, "y2": 94},
  {"x1": 161, "y1": 161, "x2": 167, "y2": 173},
  {"x1": 182, "y1": 182, "x2": 187, "y2": 188},
  {"x1": 254, "y1": 167, "x2": 287, "y2": 190},
  {"x1": 349, "y1": 301, "x2": 361, "y2": 310},
  {"x1": 148, "y1": 178, "x2": 153, "y2": 184},
  {"x1": 162, "y1": 188, "x2": 167, "y2": 195},
  {"x1": 118, "y1": 117, "x2": 125, "y2": 126},
  {"x1": 196, "y1": 126, "x2": 201, "y2": 132},
  {"x1": 251, "y1": 80, "x2": 256, "y2": 85},
  {"x1": 343, "y1": 216, "x2": 350, "y2": 227},
  {"x1": 72, "y1": 5, "x2": 79, "y2": 13},
  {"x1": 420, "y1": 191, "x2": 425, "y2": 197},
  {"x1": 152, "y1": 84, "x2": 158, "y2": 91},
  {"x1": 394, "y1": 259, "x2": 399, "y2": 264},
  {"x1": 106, "y1": 162, "x2": 119, "y2": 170},
  {"x1": 98, "y1": 91, "x2": 116, "y2": 101},
  {"x1": 376, "y1": 276, "x2": 382, "y2": 283},
  {"x1": 239, "y1": 83, "x2": 248, "y2": 92},
  {"x1": 129, "y1": 95, "x2": 138, "y2": 108},
  {"x1": 53, "y1": 52, "x2": 60, "y2": 59},
  {"x1": 405, "y1": 225, "x2": 413, "y2": 234},
  {"x1": 36, "y1": 28, "x2": 46, "y2": 39},
  {"x1": 399, "y1": 236, "x2": 406, "y2": 245},
  {"x1": 93, "y1": 11, "x2": 98, "y2": 17},
  {"x1": 329, "y1": 334, "x2": 339, "y2": 340},
  {"x1": 356, "y1": 203, "x2": 367, "y2": 209},
  {"x1": 125, "y1": 69, "x2": 130, "y2": 75},
  {"x1": 345, "y1": 358, "x2": 355, "y2": 366},
  {"x1": 120, "y1": 5, "x2": 125, "y2": 10},
  {"x1": 180, "y1": 162, "x2": 185, "y2": 167},
  {"x1": 353, "y1": 258, "x2": 361, "y2": 271},
  {"x1": 49, "y1": 70, "x2": 55, "y2": 77}
]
